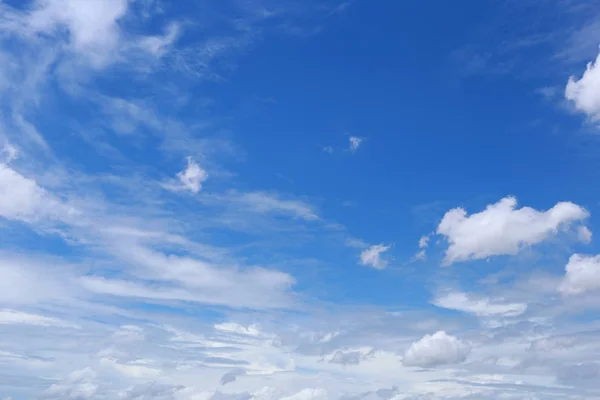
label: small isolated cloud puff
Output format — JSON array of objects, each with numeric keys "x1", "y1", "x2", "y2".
[
  {"x1": 166, "y1": 157, "x2": 207, "y2": 194},
  {"x1": 349, "y1": 136, "x2": 362, "y2": 153},
  {"x1": 360, "y1": 244, "x2": 391, "y2": 270},
  {"x1": 559, "y1": 254, "x2": 600, "y2": 295},
  {"x1": 413, "y1": 234, "x2": 431, "y2": 261},
  {"x1": 419, "y1": 235, "x2": 430, "y2": 249},
  {"x1": 220, "y1": 368, "x2": 246, "y2": 385},
  {"x1": 402, "y1": 330, "x2": 470, "y2": 368},
  {"x1": 437, "y1": 196, "x2": 589, "y2": 265},
  {"x1": 433, "y1": 292, "x2": 527, "y2": 318},
  {"x1": 413, "y1": 249, "x2": 426, "y2": 261},
  {"x1": 566, "y1": 49, "x2": 600, "y2": 122}
]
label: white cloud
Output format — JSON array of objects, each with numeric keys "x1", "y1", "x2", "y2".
[
  {"x1": 214, "y1": 322, "x2": 264, "y2": 337},
  {"x1": 226, "y1": 191, "x2": 319, "y2": 221},
  {"x1": 117, "y1": 382, "x2": 189, "y2": 400},
  {"x1": 360, "y1": 244, "x2": 391, "y2": 270},
  {"x1": 402, "y1": 331, "x2": 470, "y2": 368},
  {"x1": 0, "y1": 256, "x2": 74, "y2": 305},
  {"x1": 578, "y1": 226, "x2": 592, "y2": 243},
  {"x1": 111, "y1": 325, "x2": 145, "y2": 342},
  {"x1": 100, "y1": 357, "x2": 161, "y2": 378},
  {"x1": 559, "y1": 254, "x2": 600, "y2": 295},
  {"x1": 412, "y1": 235, "x2": 431, "y2": 261},
  {"x1": 80, "y1": 244, "x2": 296, "y2": 309},
  {"x1": 280, "y1": 388, "x2": 328, "y2": 400},
  {"x1": 432, "y1": 292, "x2": 527, "y2": 318},
  {"x1": 325, "y1": 347, "x2": 375, "y2": 365},
  {"x1": 566, "y1": 49, "x2": 600, "y2": 122},
  {"x1": 0, "y1": 163, "x2": 50, "y2": 222},
  {"x1": 0, "y1": 309, "x2": 75, "y2": 328},
  {"x1": 437, "y1": 196, "x2": 589, "y2": 265},
  {"x1": 5, "y1": 1, "x2": 600, "y2": 399},
  {"x1": 175, "y1": 157, "x2": 208, "y2": 194},
  {"x1": 529, "y1": 336, "x2": 577, "y2": 353},
  {"x1": 0, "y1": 0, "x2": 181, "y2": 101},
  {"x1": 137, "y1": 23, "x2": 180, "y2": 57},
  {"x1": 349, "y1": 136, "x2": 362, "y2": 153},
  {"x1": 413, "y1": 250, "x2": 426, "y2": 261},
  {"x1": 28, "y1": 0, "x2": 129, "y2": 67},
  {"x1": 43, "y1": 367, "x2": 98, "y2": 400},
  {"x1": 1, "y1": 143, "x2": 18, "y2": 163},
  {"x1": 0, "y1": 163, "x2": 77, "y2": 224}
]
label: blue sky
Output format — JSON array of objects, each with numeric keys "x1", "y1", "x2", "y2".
[{"x1": 2, "y1": 0, "x2": 600, "y2": 399}]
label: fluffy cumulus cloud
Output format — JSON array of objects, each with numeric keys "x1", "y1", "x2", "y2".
[
  {"x1": 167, "y1": 157, "x2": 208, "y2": 194},
  {"x1": 360, "y1": 244, "x2": 391, "y2": 269},
  {"x1": 559, "y1": 254, "x2": 600, "y2": 295},
  {"x1": 402, "y1": 331, "x2": 470, "y2": 368},
  {"x1": 566, "y1": 49, "x2": 600, "y2": 122},
  {"x1": 437, "y1": 196, "x2": 589, "y2": 265}
]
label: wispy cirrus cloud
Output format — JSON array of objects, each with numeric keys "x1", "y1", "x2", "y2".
[{"x1": 432, "y1": 291, "x2": 528, "y2": 318}]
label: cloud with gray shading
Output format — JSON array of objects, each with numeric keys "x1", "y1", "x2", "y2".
[
  {"x1": 402, "y1": 331, "x2": 470, "y2": 368},
  {"x1": 220, "y1": 368, "x2": 246, "y2": 385},
  {"x1": 329, "y1": 349, "x2": 375, "y2": 366},
  {"x1": 557, "y1": 363, "x2": 600, "y2": 386}
]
